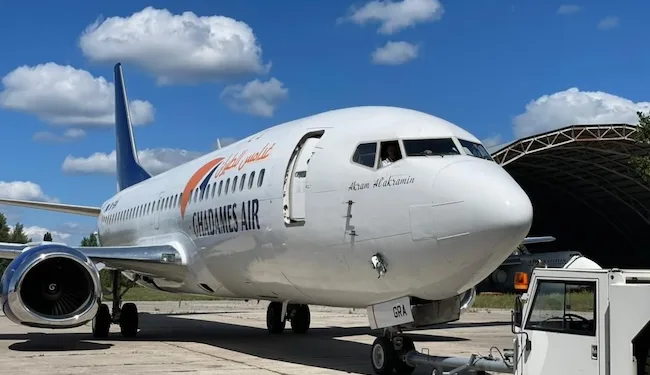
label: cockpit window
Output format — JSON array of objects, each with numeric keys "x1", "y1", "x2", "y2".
[
  {"x1": 458, "y1": 139, "x2": 493, "y2": 161},
  {"x1": 402, "y1": 138, "x2": 460, "y2": 157},
  {"x1": 352, "y1": 142, "x2": 378, "y2": 168}
]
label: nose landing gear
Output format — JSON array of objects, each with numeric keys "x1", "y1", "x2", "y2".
[{"x1": 370, "y1": 328, "x2": 416, "y2": 375}]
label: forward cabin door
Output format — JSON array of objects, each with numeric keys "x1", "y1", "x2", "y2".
[{"x1": 283, "y1": 131, "x2": 324, "y2": 224}]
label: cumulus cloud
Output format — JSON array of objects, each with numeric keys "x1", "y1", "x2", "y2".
[
  {"x1": 220, "y1": 78, "x2": 288, "y2": 117},
  {"x1": 342, "y1": 0, "x2": 444, "y2": 34},
  {"x1": 62, "y1": 148, "x2": 204, "y2": 176},
  {"x1": 33, "y1": 128, "x2": 87, "y2": 143},
  {"x1": 481, "y1": 134, "x2": 504, "y2": 149},
  {"x1": 372, "y1": 41, "x2": 419, "y2": 65},
  {"x1": 557, "y1": 4, "x2": 581, "y2": 15},
  {"x1": 8, "y1": 225, "x2": 71, "y2": 242},
  {"x1": 512, "y1": 87, "x2": 650, "y2": 138},
  {"x1": 0, "y1": 181, "x2": 58, "y2": 202},
  {"x1": 598, "y1": 16, "x2": 619, "y2": 30},
  {"x1": 79, "y1": 7, "x2": 270, "y2": 84},
  {"x1": 0, "y1": 63, "x2": 154, "y2": 127}
]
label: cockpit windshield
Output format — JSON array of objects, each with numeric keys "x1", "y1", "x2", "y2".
[
  {"x1": 402, "y1": 138, "x2": 461, "y2": 157},
  {"x1": 458, "y1": 139, "x2": 493, "y2": 161}
]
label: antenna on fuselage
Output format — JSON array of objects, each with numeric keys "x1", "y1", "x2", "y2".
[{"x1": 216, "y1": 138, "x2": 222, "y2": 149}]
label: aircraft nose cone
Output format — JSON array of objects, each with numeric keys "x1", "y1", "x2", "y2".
[{"x1": 432, "y1": 159, "x2": 533, "y2": 262}]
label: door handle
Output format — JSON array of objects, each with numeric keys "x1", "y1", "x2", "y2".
[{"x1": 591, "y1": 345, "x2": 597, "y2": 360}]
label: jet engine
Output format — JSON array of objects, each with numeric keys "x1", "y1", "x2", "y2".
[
  {"x1": 459, "y1": 287, "x2": 477, "y2": 313},
  {"x1": 0, "y1": 244, "x2": 102, "y2": 328}
]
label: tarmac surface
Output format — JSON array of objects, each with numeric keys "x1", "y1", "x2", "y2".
[{"x1": 0, "y1": 300, "x2": 514, "y2": 375}]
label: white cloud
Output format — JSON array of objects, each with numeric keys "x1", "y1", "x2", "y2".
[
  {"x1": 0, "y1": 181, "x2": 58, "y2": 202},
  {"x1": 513, "y1": 87, "x2": 650, "y2": 138},
  {"x1": 220, "y1": 78, "x2": 288, "y2": 117},
  {"x1": 0, "y1": 63, "x2": 154, "y2": 127},
  {"x1": 79, "y1": 7, "x2": 270, "y2": 85},
  {"x1": 372, "y1": 41, "x2": 419, "y2": 65},
  {"x1": 62, "y1": 148, "x2": 204, "y2": 176},
  {"x1": 598, "y1": 16, "x2": 619, "y2": 30},
  {"x1": 557, "y1": 4, "x2": 581, "y2": 15},
  {"x1": 8, "y1": 225, "x2": 71, "y2": 242},
  {"x1": 481, "y1": 134, "x2": 503, "y2": 149},
  {"x1": 33, "y1": 128, "x2": 87, "y2": 143},
  {"x1": 342, "y1": 0, "x2": 444, "y2": 34}
]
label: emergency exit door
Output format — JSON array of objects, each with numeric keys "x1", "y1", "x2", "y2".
[{"x1": 284, "y1": 133, "x2": 322, "y2": 222}]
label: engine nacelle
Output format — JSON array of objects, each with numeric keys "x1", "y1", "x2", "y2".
[
  {"x1": 459, "y1": 287, "x2": 477, "y2": 313},
  {"x1": 0, "y1": 244, "x2": 102, "y2": 328}
]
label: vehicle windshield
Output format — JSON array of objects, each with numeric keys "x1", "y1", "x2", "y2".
[
  {"x1": 402, "y1": 138, "x2": 460, "y2": 157},
  {"x1": 458, "y1": 139, "x2": 493, "y2": 161}
]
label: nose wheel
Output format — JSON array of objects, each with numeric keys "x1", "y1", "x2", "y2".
[
  {"x1": 370, "y1": 331, "x2": 415, "y2": 375},
  {"x1": 91, "y1": 270, "x2": 139, "y2": 338}
]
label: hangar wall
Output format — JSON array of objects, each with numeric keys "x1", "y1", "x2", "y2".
[{"x1": 491, "y1": 124, "x2": 650, "y2": 268}]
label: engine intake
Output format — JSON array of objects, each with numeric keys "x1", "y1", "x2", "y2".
[{"x1": 1, "y1": 244, "x2": 102, "y2": 328}]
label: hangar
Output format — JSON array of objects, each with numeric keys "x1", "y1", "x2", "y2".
[{"x1": 491, "y1": 124, "x2": 650, "y2": 268}]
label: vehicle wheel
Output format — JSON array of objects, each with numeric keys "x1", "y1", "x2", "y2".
[
  {"x1": 119, "y1": 302, "x2": 139, "y2": 338},
  {"x1": 394, "y1": 336, "x2": 416, "y2": 374},
  {"x1": 370, "y1": 336, "x2": 395, "y2": 375},
  {"x1": 92, "y1": 303, "x2": 111, "y2": 338},
  {"x1": 266, "y1": 302, "x2": 286, "y2": 334},
  {"x1": 290, "y1": 305, "x2": 310, "y2": 334}
]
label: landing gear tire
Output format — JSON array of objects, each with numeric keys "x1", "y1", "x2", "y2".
[
  {"x1": 370, "y1": 336, "x2": 396, "y2": 375},
  {"x1": 92, "y1": 303, "x2": 111, "y2": 338},
  {"x1": 119, "y1": 302, "x2": 139, "y2": 338},
  {"x1": 393, "y1": 336, "x2": 416, "y2": 374},
  {"x1": 290, "y1": 304, "x2": 310, "y2": 334},
  {"x1": 266, "y1": 302, "x2": 286, "y2": 334}
]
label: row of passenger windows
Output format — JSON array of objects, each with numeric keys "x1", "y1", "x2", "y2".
[
  {"x1": 101, "y1": 168, "x2": 266, "y2": 226},
  {"x1": 352, "y1": 138, "x2": 492, "y2": 169}
]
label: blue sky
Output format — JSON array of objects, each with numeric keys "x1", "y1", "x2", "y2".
[{"x1": 0, "y1": 0, "x2": 649, "y2": 245}]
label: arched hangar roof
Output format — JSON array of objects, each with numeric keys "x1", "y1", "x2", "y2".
[{"x1": 490, "y1": 124, "x2": 650, "y2": 268}]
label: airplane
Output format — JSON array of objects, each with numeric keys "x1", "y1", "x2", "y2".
[{"x1": 0, "y1": 63, "x2": 537, "y2": 374}]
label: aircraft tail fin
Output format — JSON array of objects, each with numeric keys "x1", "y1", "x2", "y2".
[{"x1": 113, "y1": 63, "x2": 151, "y2": 191}]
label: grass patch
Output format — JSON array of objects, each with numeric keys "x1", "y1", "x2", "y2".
[
  {"x1": 473, "y1": 293, "x2": 518, "y2": 310},
  {"x1": 473, "y1": 291, "x2": 594, "y2": 312}
]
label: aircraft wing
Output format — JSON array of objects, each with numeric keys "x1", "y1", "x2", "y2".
[
  {"x1": 0, "y1": 241, "x2": 187, "y2": 282},
  {"x1": 0, "y1": 198, "x2": 101, "y2": 217},
  {"x1": 521, "y1": 236, "x2": 555, "y2": 245}
]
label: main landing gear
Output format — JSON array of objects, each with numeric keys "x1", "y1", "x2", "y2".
[
  {"x1": 92, "y1": 270, "x2": 139, "y2": 338},
  {"x1": 266, "y1": 302, "x2": 311, "y2": 334},
  {"x1": 370, "y1": 328, "x2": 416, "y2": 375}
]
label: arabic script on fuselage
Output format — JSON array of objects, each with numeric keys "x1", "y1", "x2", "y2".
[{"x1": 215, "y1": 142, "x2": 275, "y2": 178}]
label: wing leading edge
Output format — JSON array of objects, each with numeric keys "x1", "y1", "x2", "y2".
[
  {"x1": 0, "y1": 198, "x2": 101, "y2": 217},
  {"x1": 0, "y1": 242, "x2": 187, "y2": 282}
]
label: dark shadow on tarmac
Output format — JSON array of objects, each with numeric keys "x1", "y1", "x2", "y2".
[{"x1": 0, "y1": 312, "x2": 482, "y2": 375}]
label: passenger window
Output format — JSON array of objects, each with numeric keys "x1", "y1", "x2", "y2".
[
  {"x1": 258, "y1": 169, "x2": 265, "y2": 187},
  {"x1": 249, "y1": 171, "x2": 256, "y2": 189},
  {"x1": 218, "y1": 180, "x2": 223, "y2": 196},
  {"x1": 240, "y1": 174, "x2": 246, "y2": 191},
  {"x1": 211, "y1": 183, "x2": 216, "y2": 198},
  {"x1": 402, "y1": 138, "x2": 460, "y2": 157},
  {"x1": 225, "y1": 178, "x2": 230, "y2": 194},
  {"x1": 352, "y1": 143, "x2": 378, "y2": 168},
  {"x1": 379, "y1": 140, "x2": 402, "y2": 167},
  {"x1": 524, "y1": 280, "x2": 596, "y2": 336},
  {"x1": 458, "y1": 139, "x2": 493, "y2": 161},
  {"x1": 232, "y1": 176, "x2": 238, "y2": 193}
]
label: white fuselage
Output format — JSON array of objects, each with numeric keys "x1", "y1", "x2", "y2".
[{"x1": 96, "y1": 107, "x2": 533, "y2": 308}]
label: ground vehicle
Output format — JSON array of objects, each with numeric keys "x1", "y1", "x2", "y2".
[{"x1": 374, "y1": 265, "x2": 650, "y2": 374}]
